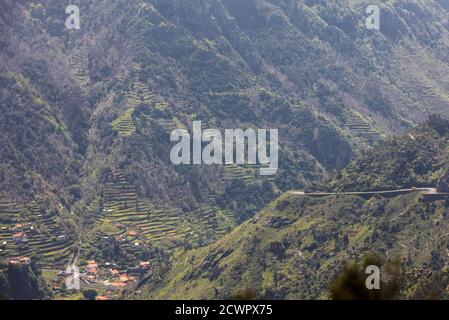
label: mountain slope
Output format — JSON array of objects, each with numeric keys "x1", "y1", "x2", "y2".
[
  {"x1": 135, "y1": 190, "x2": 449, "y2": 299},
  {"x1": 2, "y1": 0, "x2": 449, "y2": 298},
  {"x1": 3, "y1": 0, "x2": 449, "y2": 219},
  {"x1": 328, "y1": 115, "x2": 449, "y2": 192},
  {"x1": 135, "y1": 121, "x2": 449, "y2": 299}
]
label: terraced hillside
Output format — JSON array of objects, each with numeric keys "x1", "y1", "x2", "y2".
[
  {"x1": 183, "y1": 206, "x2": 236, "y2": 245},
  {"x1": 4, "y1": 0, "x2": 449, "y2": 300},
  {"x1": 111, "y1": 108, "x2": 136, "y2": 137},
  {"x1": 82, "y1": 170, "x2": 238, "y2": 261},
  {"x1": 344, "y1": 111, "x2": 385, "y2": 144},
  {"x1": 99, "y1": 171, "x2": 187, "y2": 243},
  {"x1": 157, "y1": 118, "x2": 183, "y2": 133},
  {"x1": 112, "y1": 77, "x2": 172, "y2": 137},
  {"x1": 0, "y1": 197, "x2": 75, "y2": 268},
  {"x1": 68, "y1": 39, "x2": 90, "y2": 87},
  {"x1": 389, "y1": 48, "x2": 449, "y2": 119},
  {"x1": 224, "y1": 164, "x2": 254, "y2": 182},
  {"x1": 330, "y1": 117, "x2": 449, "y2": 192}
]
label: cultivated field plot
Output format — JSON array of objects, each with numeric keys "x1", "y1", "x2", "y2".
[
  {"x1": 112, "y1": 76, "x2": 170, "y2": 137},
  {"x1": 83, "y1": 170, "x2": 238, "y2": 259},
  {"x1": 345, "y1": 111, "x2": 384, "y2": 144},
  {"x1": 0, "y1": 197, "x2": 74, "y2": 268}
]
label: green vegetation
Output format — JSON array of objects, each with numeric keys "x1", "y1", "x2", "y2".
[
  {"x1": 0, "y1": 197, "x2": 75, "y2": 268},
  {"x1": 82, "y1": 289, "x2": 98, "y2": 300},
  {"x1": 3, "y1": 0, "x2": 449, "y2": 299},
  {"x1": 112, "y1": 108, "x2": 136, "y2": 137},
  {"x1": 328, "y1": 117, "x2": 449, "y2": 192},
  {"x1": 329, "y1": 254, "x2": 401, "y2": 300},
  {"x1": 0, "y1": 258, "x2": 50, "y2": 300},
  {"x1": 133, "y1": 119, "x2": 449, "y2": 300},
  {"x1": 136, "y1": 191, "x2": 449, "y2": 300}
]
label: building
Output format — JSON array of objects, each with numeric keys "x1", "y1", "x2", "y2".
[
  {"x1": 86, "y1": 260, "x2": 99, "y2": 277},
  {"x1": 128, "y1": 230, "x2": 139, "y2": 237},
  {"x1": 8, "y1": 259, "x2": 21, "y2": 266},
  {"x1": 84, "y1": 275, "x2": 97, "y2": 284},
  {"x1": 109, "y1": 269, "x2": 120, "y2": 278},
  {"x1": 119, "y1": 274, "x2": 130, "y2": 283},
  {"x1": 115, "y1": 236, "x2": 126, "y2": 242},
  {"x1": 139, "y1": 261, "x2": 150, "y2": 270},
  {"x1": 57, "y1": 234, "x2": 66, "y2": 241},
  {"x1": 19, "y1": 256, "x2": 31, "y2": 264},
  {"x1": 8, "y1": 256, "x2": 31, "y2": 266},
  {"x1": 86, "y1": 267, "x2": 98, "y2": 276},
  {"x1": 12, "y1": 232, "x2": 28, "y2": 243},
  {"x1": 11, "y1": 224, "x2": 23, "y2": 231}
]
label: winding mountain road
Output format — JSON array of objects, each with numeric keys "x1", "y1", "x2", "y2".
[{"x1": 289, "y1": 187, "x2": 449, "y2": 197}]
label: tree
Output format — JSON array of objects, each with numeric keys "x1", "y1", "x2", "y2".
[
  {"x1": 83, "y1": 289, "x2": 98, "y2": 300},
  {"x1": 329, "y1": 254, "x2": 400, "y2": 300}
]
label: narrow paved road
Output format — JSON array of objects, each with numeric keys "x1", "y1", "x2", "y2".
[{"x1": 289, "y1": 187, "x2": 449, "y2": 197}]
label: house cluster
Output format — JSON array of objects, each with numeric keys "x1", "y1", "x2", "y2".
[
  {"x1": 48, "y1": 258, "x2": 153, "y2": 300},
  {"x1": 13, "y1": 231, "x2": 28, "y2": 243},
  {"x1": 9, "y1": 222, "x2": 43, "y2": 243},
  {"x1": 81, "y1": 260, "x2": 101, "y2": 284},
  {"x1": 113, "y1": 228, "x2": 144, "y2": 245},
  {"x1": 8, "y1": 256, "x2": 31, "y2": 266},
  {"x1": 10, "y1": 223, "x2": 23, "y2": 231},
  {"x1": 80, "y1": 259, "x2": 150, "y2": 289},
  {"x1": 106, "y1": 269, "x2": 136, "y2": 289},
  {"x1": 8, "y1": 223, "x2": 30, "y2": 243},
  {"x1": 128, "y1": 230, "x2": 139, "y2": 237}
]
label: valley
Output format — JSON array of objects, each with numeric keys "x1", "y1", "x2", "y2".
[{"x1": 2, "y1": 0, "x2": 449, "y2": 300}]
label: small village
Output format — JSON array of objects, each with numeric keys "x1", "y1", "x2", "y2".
[
  {"x1": 51, "y1": 259, "x2": 151, "y2": 300},
  {"x1": 2, "y1": 255, "x2": 152, "y2": 300},
  {"x1": 0, "y1": 202, "x2": 154, "y2": 300}
]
